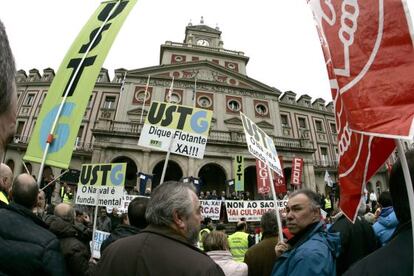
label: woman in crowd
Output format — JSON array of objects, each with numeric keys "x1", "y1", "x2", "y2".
[{"x1": 203, "y1": 231, "x2": 247, "y2": 276}]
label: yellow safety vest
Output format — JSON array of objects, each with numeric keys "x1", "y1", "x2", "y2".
[
  {"x1": 228, "y1": 231, "x2": 249, "y2": 262},
  {"x1": 61, "y1": 187, "x2": 73, "y2": 204},
  {"x1": 0, "y1": 191, "x2": 9, "y2": 205},
  {"x1": 325, "y1": 198, "x2": 332, "y2": 209},
  {"x1": 198, "y1": 228, "x2": 211, "y2": 250}
]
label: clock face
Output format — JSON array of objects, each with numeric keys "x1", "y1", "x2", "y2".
[{"x1": 197, "y1": 39, "x2": 210, "y2": 46}]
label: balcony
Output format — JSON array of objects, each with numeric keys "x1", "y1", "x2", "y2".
[
  {"x1": 314, "y1": 159, "x2": 339, "y2": 168},
  {"x1": 10, "y1": 135, "x2": 93, "y2": 152},
  {"x1": 93, "y1": 120, "x2": 314, "y2": 151}
]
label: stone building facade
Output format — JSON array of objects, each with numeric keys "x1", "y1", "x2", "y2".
[{"x1": 4, "y1": 21, "x2": 389, "y2": 198}]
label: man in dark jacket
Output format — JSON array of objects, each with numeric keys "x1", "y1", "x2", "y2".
[
  {"x1": 46, "y1": 203, "x2": 95, "y2": 276},
  {"x1": 100, "y1": 196, "x2": 149, "y2": 253},
  {"x1": 329, "y1": 199, "x2": 378, "y2": 275},
  {"x1": 344, "y1": 150, "x2": 414, "y2": 276},
  {"x1": 0, "y1": 173, "x2": 66, "y2": 275},
  {"x1": 244, "y1": 209, "x2": 279, "y2": 276},
  {"x1": 96, "y1": 181, "x2": 225, "y2": 276},
  {"x1": 272, "y1": 189, "x2": 340, "y2": 276}
]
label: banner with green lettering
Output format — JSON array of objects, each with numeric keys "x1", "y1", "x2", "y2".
[
  {"x1": 24, "y1": 0, "x2": 137, "y2": 168},
  {"x1": 75, "y1": 163, "x2": 126, "y2": 207},
  {"x1": 233, "y1": 155, "x2": 244, "y2": 191}
]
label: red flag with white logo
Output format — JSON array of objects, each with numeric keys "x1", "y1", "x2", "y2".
[
  {"x1": 291, "y1": 157, "x2": 304, "y2": 186},
  {"x1": 306, "y1": 0, "x2": 414, "y2": 220},
  {"x1": 274, "y1": 156, "x2": 286, "y2": 194},
  {"x1": 256, "y1": 159, "x2": 271, "y2": 195}
]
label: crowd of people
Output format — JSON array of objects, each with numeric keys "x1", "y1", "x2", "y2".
[{"x1": 0, "y1": 18, "x2": 414, "y2": 276}]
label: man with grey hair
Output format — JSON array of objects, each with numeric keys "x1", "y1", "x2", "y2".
[
  {"x1": 96, "y1": 181, "x2": 225, "y2": 275},
  {"x1": 271, "y1": 189, "x2": 340, "y2": 276},
  {"x1": 0, "y1": 163, "x2": 13, "y2": 204},
  {"x1": 0, "y1": 174, "x2": 65, "y2": 275},
  {"x1": 329, "y1": 197, "x2": 378, "y2": 275},
  {"x1": 244, "y1": 209, "x2": 279, "y2": 276},
  {"x1": 0, "y1": 20, "x2": 17, "y2": 159}
]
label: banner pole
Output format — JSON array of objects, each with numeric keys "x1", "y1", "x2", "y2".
[
  {"x1": 91, "y1": 191, "x2": 100, "y2": 259},
  {"x1": 395, "y1": 139, "x2": 414, "y2": 272},
  {"x1": 266, "y1": 160, "x2": 284, "y2": 242},
  {"x1": 40, "y1": 169, "x2": 69, "y2": 191},
  {"x1": 22, "y1": 161, "x2": 30, "y2": 174},
  {"x1": 35, "y1": 1, "x2": 122, "y2": 186},
  {"x1": 160, "y1": 131, "x2": 175, "y2": 185},
  {"x1": 139, "y1": 75, "x2": 150, "y2": 124}
]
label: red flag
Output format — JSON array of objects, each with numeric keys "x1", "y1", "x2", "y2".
[
  {"x1": 309, "y1": 0, "x2": 414, "y2": 138},
  {"x1": 307, "y1": 0, "x2": 411, "y2": 220},
  {"x1": 256, "y1": 159, "x2": 271, "y2": 195},
  {"x1": 291, "y1": 157, "x2": 304, "y2": 186},
  {"x1": 274, "y1": 156, "x2": 286, "y2": 194}
]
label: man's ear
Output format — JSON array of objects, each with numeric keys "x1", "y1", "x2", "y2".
[{"x1": 172, "y1": 209, "x2": 186, "y2": 230}]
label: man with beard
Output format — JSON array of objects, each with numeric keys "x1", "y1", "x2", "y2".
[{"x1": 96, "y1": 181, "x2": 225, "y2": 276}]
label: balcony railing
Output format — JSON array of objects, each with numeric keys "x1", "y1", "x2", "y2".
[
  {"x1": 314, "y1": 159, "x2": 339, "y2": 168},
  {"x1": 93, "y1": 120, "x2": 314, "y2": 150},
  {"x1": 11, "y1": 135, "x2": 93, "y2": 152}
]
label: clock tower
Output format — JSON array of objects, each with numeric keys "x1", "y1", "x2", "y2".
[{"x1": 159, "y1": 17, "x2": 249, "y2": 74}]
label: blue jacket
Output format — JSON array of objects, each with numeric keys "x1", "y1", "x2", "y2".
[
  {"x1": 373, "y1": 207, "x2": 398, "y2": 246},
  {"x1": 271, "y1": 222, "x2": 341, "y2": 276}
]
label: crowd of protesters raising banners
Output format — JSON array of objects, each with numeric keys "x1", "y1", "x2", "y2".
[{"x1": 1, "y1": 8, "x2": 414, "y2": 275}]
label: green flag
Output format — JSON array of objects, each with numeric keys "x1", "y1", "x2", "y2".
[
  {"x1": 24, "y1": 0, "x2": 137, "y2": 169},
  {"x1": 233, "y1": 155, "x2": 244, "y2": 191}
]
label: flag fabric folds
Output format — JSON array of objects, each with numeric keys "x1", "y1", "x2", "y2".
[{"x1": 306, "y1": 0, "x2": 414, "y2": 220}]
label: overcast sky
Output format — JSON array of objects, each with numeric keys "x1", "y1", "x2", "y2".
[{"x1": 1, "y1": 1, "x2": 414, "y2": 102}]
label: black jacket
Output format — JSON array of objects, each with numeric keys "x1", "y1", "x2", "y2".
[
  {"x1": 100, "y1": 224, "x2": 140, "y2": 254},
  {"x1": 95, "y1": 224, "x2": 225, "y2": 276},
  {"x1": 45, "y1": 215, "x2": 94, "y2": 276},
  {"x1": 0, "y1": 202, "x2": 66, "y2": 276},
  {"x1": 344, "y1": 221, "x2": 413, "y2": 276},
  {"x1": 329, "y1": 214, "x2": 379, "y2": 275}
]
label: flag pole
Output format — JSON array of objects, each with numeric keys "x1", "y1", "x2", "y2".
[
  {"x1": 40, "y1": 169, "x2": 69, "y2": 191},
  {"x1": 139, "y1": 75, "x2": 150, "y2": 124},
  {"x1": 395, "y1": 139, "x2": 414, "y2": 271},
  {"x1": 160, "y1": 77, "x2": 175, "y2": 185},
  {"x1": 193, "y1": 77, "x2": 197, "y2": 107},
  {"x1": 36, "y1": 1, "x2": 122, "y2": 186},
  {"x1": 115, "y1": 71, "x2": 127, "y2": 120},
  {"x1": 266, "y1": 159, "x2": 284, "y2": 242}
]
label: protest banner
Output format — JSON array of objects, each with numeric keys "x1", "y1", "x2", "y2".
[
  {"x1": 138, "y1": 101, "x2": 213, "y2": 159},
  {"x1": 290, "y1": 157, "x2": 303, "y2": 186},
  {"x1": 233, "y1": 155, "x2": 244, "y2": 191},
  {"x1": 199, "y1": 200, "x2": 222, "y2": 221},
  {"x1": 91, "y1": 230, "x2": 110, "y2": 259},
  {"x1": 75, "y1": 163, "x2": 126, "y2": 207},
  {"x1": 240, "y1": 112, "x2": 282, "y2": 176},
  {"x1": 225, "y1": 200, "x2": 288, "y2": 222},
  {"x1": 24, "y1": 0, "x2": 137, "y2": 172}
]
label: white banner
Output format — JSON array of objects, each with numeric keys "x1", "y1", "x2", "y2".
[
  {"x1": 240, "y1": 112, "x2": 282, "y2": 176},
  {"x1": 225, "y1": 200, "x2": 288, "y2": 222},
  {"x1": 75, "y1": 163, "x2": 126, "y2": 207},
  {"x1": 138, "y1": 101, "x2": 213, "y2": 159},
  {"x1": 91, "y1": 230, "x2": 110, "y2": 259},
  {"x1": 200, "y1": 200, "x2": 222, "y2": 220}
]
